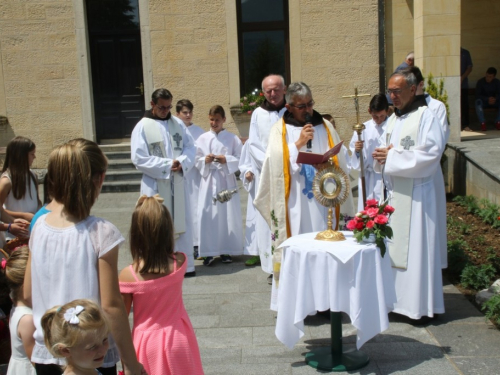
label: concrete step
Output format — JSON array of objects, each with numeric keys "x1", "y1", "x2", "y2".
[
  {"x1": 105, "y1": 151, "x2": 131, "y2": 160},
  {"x1": 100, "y1": 143, "x2": 131, "y2": 153},
  {"x1": 101, "y1": 180, "x2": 140, "y2": 193},
  {"x1": 107, "y1": 159, "x2": 135, "y2": 170},
  {"x1": 105, "y1": 170, "x2": 142, "y2": 182}
]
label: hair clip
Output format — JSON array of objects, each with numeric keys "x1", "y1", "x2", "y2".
[
  {"x1": 64, "y1": 305, "x2": 85, "y2": 324},
  {"x1": 135, "y1": 194, "x2": 164, "y2": 208}
]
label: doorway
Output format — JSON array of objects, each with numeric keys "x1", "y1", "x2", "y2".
[{"x1": 85, "y1": 0, "x2": 144, "y2": 142}]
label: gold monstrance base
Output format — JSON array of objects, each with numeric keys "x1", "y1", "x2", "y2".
[{"x1": 315, "y1": 207, "x2": 346, "y2": 242}]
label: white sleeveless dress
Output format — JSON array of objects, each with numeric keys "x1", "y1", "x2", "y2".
[{"x1": 7, "y1": 305, "x2": 36, "y2": 375}]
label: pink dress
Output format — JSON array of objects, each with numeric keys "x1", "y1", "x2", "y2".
[{"x1": 119, "y1": 253, "x2": 203, "y2": 375}]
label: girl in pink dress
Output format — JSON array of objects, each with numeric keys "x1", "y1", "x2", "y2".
[{"x1": 119, "y1": 195, "x2": 204, "y2": 375}]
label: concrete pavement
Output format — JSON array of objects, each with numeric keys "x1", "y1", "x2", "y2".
[{"x1": 91, "y1": 184, "x2": 500, "y2": 375}]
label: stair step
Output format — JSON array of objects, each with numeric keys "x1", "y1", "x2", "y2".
[
  {"x1": 105, "y1": 151, "x2": 132, "y2": 160},
  {"x1": 107, "y1": 159, "x2": 135, "y2": 170},
  {"x1": 100, "y1": 143, "x2": 131, "y2": 153},
  {"x1": 101, "y1": 181, "x2": 140, "y2": 193},
  {"x1": 105, "y1": 170, "x2": 142, "y2": 181}
]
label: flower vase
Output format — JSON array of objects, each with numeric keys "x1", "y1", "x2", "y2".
[{"x1": 362, "y1": 233, "x2": 376, "y2": 243}]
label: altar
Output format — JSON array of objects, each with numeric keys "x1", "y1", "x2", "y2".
[{"x1": 274, "y1": 231, "x2": 396, "y2": 371}]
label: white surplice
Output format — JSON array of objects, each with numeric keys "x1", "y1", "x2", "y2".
[
  {"x1": 239, "y1": 142, "x2": 259, "y2": 257},
  {"x1": 239, "y1": 106, "x2": 286, "y2": 273},
  {"x1": 424, "y1": 94, "x2": 449, "y2": 269},
  {"x1": 185, "y1": 124, "x2": 205, "y2": 247},
  {"x1": 195, "y1": 129, "x2": 243, "y2": 257},
  {"x1": 377, "y1": 109, "x2": 446, "y2": 319},
  {"x1": 131, "y1": 114, "x2": 196, "y2": 272},
  {"x1": 349, "y1": 118, "x2": 387, "y2": 212}
]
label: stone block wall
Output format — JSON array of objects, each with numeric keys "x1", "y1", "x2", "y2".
[
  {"x1": 147, "y1": 0, "x2": 238, "y2": 134},
  {"x1": 292, "y1": 0, "x2": 381, "y2": 145},
  {"x1": 0, "y1": 1, "x2": 82, "y2": 167}
]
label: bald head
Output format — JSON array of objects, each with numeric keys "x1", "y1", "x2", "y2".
[{"x1": 262, "y1": 75, "x2": 286, "y2": 107}]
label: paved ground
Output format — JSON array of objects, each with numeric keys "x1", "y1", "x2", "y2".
[{"x1": 91, "y1": 177, "x2": 500, "y2": 375}]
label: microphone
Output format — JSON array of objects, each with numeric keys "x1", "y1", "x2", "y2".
[{"x1": 305, "y1": 113, "x2": 312, "y2": 149}]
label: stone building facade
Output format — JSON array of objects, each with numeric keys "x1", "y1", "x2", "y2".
[{"x1": 0, "y1": 0, "x2": 497, "y2": 166}]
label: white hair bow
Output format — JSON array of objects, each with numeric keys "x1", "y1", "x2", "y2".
[{"x1": 64, "y1": 305, "x2": 85, "y2": 325}]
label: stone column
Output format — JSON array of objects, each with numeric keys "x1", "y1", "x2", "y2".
[{"x1": 414, "y1": 0, "x2": 461, "y2": 142}]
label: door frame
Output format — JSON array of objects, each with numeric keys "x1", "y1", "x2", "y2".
[{"x1": 74, "y1": 0, "x2": 153, "y2": 142}]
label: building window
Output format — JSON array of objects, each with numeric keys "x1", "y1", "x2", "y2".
[{"x1": 236, "y1": 0, "x2": 290, "y2": 96}]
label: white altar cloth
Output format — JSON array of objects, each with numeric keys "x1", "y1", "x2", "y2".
[{"x1": 275, "y1": 231, "x2": 396, "y2": 349}]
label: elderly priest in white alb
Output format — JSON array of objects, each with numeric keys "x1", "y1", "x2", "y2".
[
  {"x1": 373, "y1": 70, "x2": 446, "y2": 322},
  {"x1": 131, "y1": 88, "x2": 196, "y2": 277}
]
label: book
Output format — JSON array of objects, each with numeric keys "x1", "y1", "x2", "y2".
[{"x1": 296, "y1": 141, "x2": 344, "y2": 165}]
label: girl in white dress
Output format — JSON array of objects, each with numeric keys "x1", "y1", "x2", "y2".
[
  {"x1": 25, "y1": 140, "x2": 145, "y2": 375},
  {"x1": 0, "y1": 137, "x2": 40, "y2": 232},
  {"x1": 2, "y1": 245, "x2": 36, "y2": 375},
  {"x1": 41, "y1": 299, "x2": 109, "y2": 375}
]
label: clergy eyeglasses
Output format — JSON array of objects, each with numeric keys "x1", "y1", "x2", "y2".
[
  {"x1": 386, "y1": 89, "x2": 403, "y2": 96},
  {"x1": 289, "y1": 101, "x2": 315, "y2": 110},
  {"x1": 156, "y1": 104, "x2": 173, "y2": 111}
]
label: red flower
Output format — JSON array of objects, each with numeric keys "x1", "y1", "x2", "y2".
[
  {"x1": 247, "y1": 110, "x2": 252, "y2": 114},
  {"x1": 365, "y1": 199, "x2": 378, "y2": 208},
  {"x1": 366, "y1": 207, "x2": 378, "y2": 218},
  {"x1": 259, "y1": 92, "x2": 264, "y2": 96},
  {"x1": 384, "y1": 205, "x2": 395, "y2": 214},
  {"x1": 355, "y1": 221, "x2": 365, "y2": 230},
  {"x1": 374, "y1": 215, "x2": 388, "y2": 225},
  {"x1": 366, "y1": 220, "x2": 375, "y2": 229},
  {"x1": 346, "y1": 220, "x2": 356, "y2": 230}
]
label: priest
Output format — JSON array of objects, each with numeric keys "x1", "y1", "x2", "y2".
[
  {"x1": 131, "y1": 88, "x2": 196, "y2": 277},
  {"x1": 254, "y1": 82, "x2": 354, "y2": 307},
  {"x1": 239, "y1": 74, "x2": 287, "y2": 278},
  {"x1": 373, "y1": 70, "x2": 446, "y2": 322}
]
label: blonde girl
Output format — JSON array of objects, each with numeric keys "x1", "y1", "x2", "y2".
[
  {"x1": 2, "y1": 245, "x2": 36, "y2": 375},
  {"x1": 119, "y1": 196, "x2": 203, "y2": 375},
  {"x1": 41, "y1": 299, "x2": 110, "y2": 375},
  {"x1": 25, "y1": 140, "x2": 145, "y2": 375}
]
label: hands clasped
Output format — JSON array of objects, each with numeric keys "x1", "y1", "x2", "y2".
[{"x1": 372, "y1": 144, "x2": 393, "y2": 165}]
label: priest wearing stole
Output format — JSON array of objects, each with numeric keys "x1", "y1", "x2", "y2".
[
  {"x1": 131, "y1": 88, "x2": 197, "y2": 277},
  {"x1": 373, "y1": 70, "x2": 446, "y2": 322},
  {"x1": 254, "y1": 82, "x2": 354, "y2": 308}
]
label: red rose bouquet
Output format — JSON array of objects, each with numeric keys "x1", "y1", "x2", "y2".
[{"x1": 346, "y1": 199, "x2": 395, "y2": 257}]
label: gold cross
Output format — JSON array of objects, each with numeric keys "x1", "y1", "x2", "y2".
[{"x1": 341, "y1": 88, "x2": 371, "y2": 127}]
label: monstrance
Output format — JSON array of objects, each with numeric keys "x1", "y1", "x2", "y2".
[{"x1": 312, "y1": 159, "x2": 350, "y2": 241}]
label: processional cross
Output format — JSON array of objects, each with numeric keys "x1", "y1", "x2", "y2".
[{"x1": 341, "y1": 88, "x2": 370, "y2": 208}]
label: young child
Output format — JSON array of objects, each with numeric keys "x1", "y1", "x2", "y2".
[
  {"x1": 176, "y1": 100, "x2": 204, "y2": 258},
  {"x1": 1, "y1": 245, "x2": 36, "y2": 375},
  {"x1": 348, "y1": 93, "x2": 389, "y2": 211},
  {"x1": 195, "y1": 105, "x2": 243, "y2": 265},
  {"x1": 41, "y1": 299, "x2": 110, "y2": 375},
  {"x1": 119, "y1": 195, "x2": 203, "y2": 375},
  {"x1": 26, "y1": 140, "x2": 144, "y2": 375}
]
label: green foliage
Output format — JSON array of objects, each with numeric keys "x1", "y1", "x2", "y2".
[
  {"x1": 486, "y1": 247, "x2": 500, "y2": 272},
  {"x1": 453, "y1": 195, "x2": 480, "y2": 214},
  {"x1": 447, "y1": 215, "x2": 471, "y2": 235},
  {"x1": 425, "y1": 73, "x2": 450, "y2": 123},
  {"x1": 460, "y1": 264, "x2": 496, "y2": 290},
  {"x1": 239, "y1": 90, "x2": 265, "y2": 114},
  {"x1": 477, "y1": 199, "x2": 500, "y2": 228},
  {"x1": 482, "y1": 294, "x2": 500, "y2": 326},
  {"x1": 447, "y1": 239, "x2": 470, "y2": 276}
]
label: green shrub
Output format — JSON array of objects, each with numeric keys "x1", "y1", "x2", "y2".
[
  {"x1": 460, "y1": 264, "x2": 496, "y2": 290},
  {"x1": 447, "y1": 239, "x2": 470, "y2": 276},
  {"x1": 477, "y1": 198, "x2": 500, "y2": 228},
  {"x1": 482, "y1": 294, "x2": 500, "y2": 326},
  {"x1": 453, "y1": 195, "x2": 480, "y2": 214}
]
